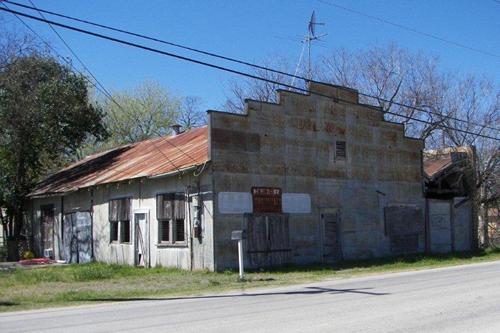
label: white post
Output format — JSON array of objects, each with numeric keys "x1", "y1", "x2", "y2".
[{"x1": 238, "y1": 239, "x2": 244, "y2": 279}]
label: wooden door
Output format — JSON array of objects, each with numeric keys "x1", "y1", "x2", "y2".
[
  {"x1": 134, "y1": 212, "x2": 149, "y2": 267},
  {"x1": 41, "y1": 205, "x2": 55, "y2": 259},
  {"x1": 245, "y1": 214, "x2": 290, "y2": 268},
  {"x1": 322, "y1": 210, "x2": 341, "y2": 263}
]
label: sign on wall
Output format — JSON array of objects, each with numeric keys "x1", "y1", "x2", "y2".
[
  {"x1": 218, "y1": 190, "x2": 312, "y2": 214},
  {"x1": 252, "y1": 187, "x2": 282, "y2": 213},
  {"x1": 282, "y1": 193, "x2": 311, "y2": 213},
  {"x1": 218, "y1": 192, "x2": 253, "y2": 214}
]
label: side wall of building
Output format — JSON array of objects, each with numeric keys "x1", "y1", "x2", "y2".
[
  {"x1": 209, "y1": 82, "x2": 425, "y2": 270},
  {"x1": 31, "y1": 170, "x2": 214, "y2": 270}
]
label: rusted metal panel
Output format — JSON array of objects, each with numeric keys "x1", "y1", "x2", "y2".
[
  {"x1": 30, "y1": 127, "x2": 209, "y2": 196},
  {"x1": 252, "y1": 187, "x2": 282, "y2": 213}
]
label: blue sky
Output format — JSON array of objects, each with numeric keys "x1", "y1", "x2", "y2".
[{"x1": 2, "y1": 0, "x2": 499, "y2": 110}]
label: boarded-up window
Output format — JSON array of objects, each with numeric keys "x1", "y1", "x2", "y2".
[
  {"x1": 335, "y1": 141, "x2": 346, "y2": 159},
  {"x1": 157, "y1": 193, "x2": 186, "y2": 244},
  {"x1": 384, "y1": 205, "x2": 423, "y2": 254},
  {"x1": 109, "y1": 198, "x2": 130, "y2": 243}
]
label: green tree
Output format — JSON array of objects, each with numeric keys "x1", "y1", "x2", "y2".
[
  {"x1": 0, "y1": 53, "x2": 107, "y2": 240},
  {"x1": 103, "y1": 80, "x2": 181, "y2": 146}
]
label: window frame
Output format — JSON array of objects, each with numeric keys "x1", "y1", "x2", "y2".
[
  {"x1": 108, "y1": 197, "x2": 131, "y2": 244},
  {"x1": 156, "y1": 192, "x2": 187, "y2": 246}
]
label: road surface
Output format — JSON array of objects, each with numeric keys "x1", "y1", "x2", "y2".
[{"x1": 1, "y1": 261, "x2": 500, "y2": 332}]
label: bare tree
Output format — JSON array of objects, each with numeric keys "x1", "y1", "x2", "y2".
[
  {"x1": 178, "y1": 96, "x2": 207, "y2": 129},
  {"x1": 0, "y1": 16, "x2": 42, "y2": 69},
  {"x1": 223, "y1": 56, "x2": 301, "y2": 113}
]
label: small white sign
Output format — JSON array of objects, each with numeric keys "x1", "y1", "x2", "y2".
[
  {"x1": 283, "y1": 193, "x2": 311, "y2": 213},
  {"x1": 218, "y1": 192, "x2": 253, "y2": 214}
]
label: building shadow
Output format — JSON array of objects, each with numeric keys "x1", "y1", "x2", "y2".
[{"x1": 86, "y1": 286, "x2": 389, "y2": 303}]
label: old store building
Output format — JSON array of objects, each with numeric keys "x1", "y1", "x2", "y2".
[{"x1": 30, "y1": 82, "x2": 433, "y2": 271}]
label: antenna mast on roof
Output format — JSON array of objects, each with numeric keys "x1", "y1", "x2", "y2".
[{"x1": 305, "y1": 10, "x2": 326, "y2": 81}]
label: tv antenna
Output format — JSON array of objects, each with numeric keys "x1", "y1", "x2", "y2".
[
  {"x1": 305, "y1": 11, "x2": 327, "y2": 80},
  {"x1": 289, "y1": 11, "x2": 327, "y2": 87}
]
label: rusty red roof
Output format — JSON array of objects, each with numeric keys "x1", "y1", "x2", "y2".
[
  {"x1": 30, "y1": 126, "x2": 209, "y2": 196},
  {"x1": 423, "y1": 156, "x2": 453, "y2": 178}
]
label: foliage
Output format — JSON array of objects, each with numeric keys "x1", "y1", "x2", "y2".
[
  {"x1": 82, "y1": 81, "x2": 207, "y2": 157},
  {"x1": 0, "y1": 53, "x2": 107, "y2": 238},
  {"x1": 103, "y1": 80, "x2": 180, "y2": 146}
]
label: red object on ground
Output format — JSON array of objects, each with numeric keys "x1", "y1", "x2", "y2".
[{"x1": 19, "y1": 258, "x2": 55, "y2": 265}]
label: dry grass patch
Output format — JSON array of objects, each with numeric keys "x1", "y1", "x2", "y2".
[{"x1": 1, "y1": 249, "x2": 500, "y2": 312}]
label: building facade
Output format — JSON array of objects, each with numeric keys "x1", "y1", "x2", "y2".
[{"x1": 30, "y1": 82, "x2": 434, "y2": 271}]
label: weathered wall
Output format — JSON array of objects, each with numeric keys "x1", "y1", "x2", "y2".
[
  {"x1": 31, "y1": 170, "x2": 214, "y2": 270},
  {"x1": 209, "y1": 82, "x2": 425, "y2": 270}
]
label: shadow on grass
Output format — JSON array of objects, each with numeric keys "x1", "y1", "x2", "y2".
[
  {"x1": 83, "y1": 286, "x2": 389, "y2": 303},
  {"x1": 0, "y1": 301, "x2": 19, "y2": 307}
]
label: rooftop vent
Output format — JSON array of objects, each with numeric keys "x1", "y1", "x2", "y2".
[{"x1": 171, "y1": 124, "x2": 183, "y2": 136}]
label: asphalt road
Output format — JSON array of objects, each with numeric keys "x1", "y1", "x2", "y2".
[{"x1": 2, "y1": 261, "x2": 500, "y2": 333}]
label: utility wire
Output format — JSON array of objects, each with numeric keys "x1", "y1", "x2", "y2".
[
  {"x1": 27, "y1": 0, "x2": 117, "y2": 109},
  {"x1": 318, "y1": 0, "x2": 500, "y2": 60},
  {"x1": 4, "y1": 0, "x2": 498, "y2": 134},
  {"x1": 0, "y1": 3, "x2": 196, "y2": 177},
  {"x1": 27, "y1": 1, "x2": 201, "y2": 168},
  {"x1": 1, "y1": 6, "x2": 498, "y2": 142}
]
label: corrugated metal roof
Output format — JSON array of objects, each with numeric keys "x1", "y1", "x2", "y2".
[
  {"x1": 423, "y1": 146, "x2": 472, "y2": 179},
  {"x1": 30, "y1": 126, "x2": 209, "y2": 196},
  {"x1": 423, "y1": 156, "x2": 453, "y2": 178}
]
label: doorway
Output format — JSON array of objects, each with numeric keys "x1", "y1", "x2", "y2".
[
  {"x1": 245, "y1": 213, "x2": 290, "y2": 268},
  {"x1": 134, "y1": 210, "x2": 150, "y2": 267},
  {"x1": 321, "y1": 208, "x2": 342, "y2": 263},
  {"x1": 63, "y1": 211, "x2": 92, "y2": 263},
  {"x1": 41, "y1": 205, "x2": 55, "y2": 259}
]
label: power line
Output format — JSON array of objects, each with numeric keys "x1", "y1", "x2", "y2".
[
  {"x1": 26, "y1": 0, "x2": 117, "y2": 106},
  {"x1": 3, "y1": 0, "x2": 304, "y2": 81},
  {"x1": 0, "y1": 4, "x2": 197, "y2": 177},
  {"x1": 1, "y1": 6, "x2": 498, "y2": 142},
  {"x1": 25, "y1": 1, "x2": 202, "y2": 167},
  {"x1": 318, "y1": 0, "x2": 500, "y2": 60},
  {"x1": 4, "y1": 0, "x2": 498, "y2": 134}
]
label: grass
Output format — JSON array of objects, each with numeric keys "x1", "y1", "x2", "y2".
[{"x1": 1, "y1": 248, "x2": 500, "y2": 312}]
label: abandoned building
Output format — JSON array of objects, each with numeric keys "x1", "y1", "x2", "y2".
[
  {"x1": 27, "y1": 81, "x2": 474, "y2": 271},
  {"x1": 423, "y1": 147, "x2": 476, "y2": 252}
]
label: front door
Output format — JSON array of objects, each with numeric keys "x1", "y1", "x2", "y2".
[
  {"x1": 41, "y1": 205, "x2": 55, "y2": 259},
  {"x1": 321, "y1": 209, "x2": 342, "y2": 263},
  {"x1": 134, "y1": 211, "x2": 149, "y2": 267},
  {"x1": 245, "y1": 213, "x2": 290, "y2": 268}
]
